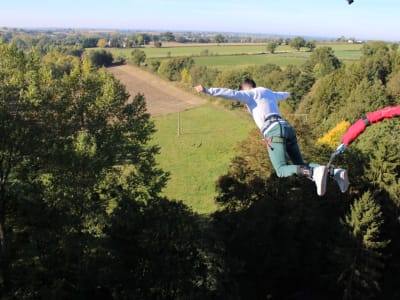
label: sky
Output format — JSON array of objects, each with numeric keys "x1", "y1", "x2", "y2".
[{"x1": 1, "y1": 0, "x2": 399, "y2": 41}]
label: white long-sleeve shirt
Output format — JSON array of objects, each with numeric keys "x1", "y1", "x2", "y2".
[{"x1": 204, "y1": 87, "x2": 290, "y2": 130}]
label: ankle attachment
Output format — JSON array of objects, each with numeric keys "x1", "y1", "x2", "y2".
[{"x1": 297, "y1": 165, "x2": 313, "y2": 179}]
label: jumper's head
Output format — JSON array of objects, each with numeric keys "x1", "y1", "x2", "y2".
[{"x1": 239, "y1": 77, "x2": 256, "y2": 90}]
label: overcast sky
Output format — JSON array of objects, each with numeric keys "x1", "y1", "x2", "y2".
[{"x1": 1, "y1": 0, "x2": 399, "y2": 41}]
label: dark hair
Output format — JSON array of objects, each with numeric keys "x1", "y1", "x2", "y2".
[{"x1": 239, "y1": 77, "x2": 256, "y2": 89}]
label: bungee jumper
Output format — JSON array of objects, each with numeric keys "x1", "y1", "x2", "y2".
[
  {"x1": 195, "y1": 78, "x2": 349, "y2": 196},
  {"x1": 329, "y1": 105, "x2": 400, "y2": 167}
]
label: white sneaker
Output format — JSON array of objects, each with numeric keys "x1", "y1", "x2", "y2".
[
  {"x1": 333, "y1": 168, "x2": 349, "y2": 193},
  {"x1": 313, "y1": 166, "x2": 328, "y2": 196}
]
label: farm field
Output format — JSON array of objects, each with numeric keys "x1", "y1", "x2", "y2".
[
  {"x1": 194, "y1": 52, "x2": 311, "y2": 70},
  {"x1": 103, "y1": 42, "x2": 363, "y2": 70},
  {"x1": 108, "y1": 64, "x2": 206, "y2": 115}
]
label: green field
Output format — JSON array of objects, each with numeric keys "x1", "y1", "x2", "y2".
[
  {"x1": 152, "y1": 103, "x2": 254, "y2": 214},
  {"x1": 108, "y1": 44, "x2": 269, "y2": 58},
  {"x1": 194, "y1": 52, "x2": 311, "y2": 70},
  {"x1": 104, "y1": 43, "x2": 363, "y2": 70}
]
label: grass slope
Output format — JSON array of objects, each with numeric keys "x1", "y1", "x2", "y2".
[{"x1": 152, "y1": 103, "x2": 254, "y2": 214}]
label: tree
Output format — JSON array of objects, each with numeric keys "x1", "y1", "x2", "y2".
[
  {"x1": 0, "y1": 43, "x2": 54, "y2": 294},
  {"x1": 305, "y1": 40, "x2": 317, "y2": 52},
  {"x1": 10, "y1": 35, "x2": 32, "y2": 50},
  {"x1": 131, "y1": 49, "x2": 146, "y2": 66},
  {"x1": 154, "y1": 41, "x2": 162, "y2": 48},
  {"x1": 306, "y1": 46, "x2": 341, "y2": 77},
  {"x1": 339, "y1": 191, "x2": 389, "y2": 300},
  {"x1": 289, "y1": 36, "x2": 306, "y2": 51},
  {"x1": 180, "y1": 68, "x2": 193, "y2": 85},
  {"x1": 361, "y1": 41, "x2": 389, "y2": 57},
  {"x1": 387, "y1": 69, "x2": 400, "y2": 102},
  {"x1": 42, "y1": 49, "x2": 80, "y2": 77},
  {"x1": 365, "y1": 135, "x2": 400, "y2": 206},
  {"x1": 109, "y1": 36, "x2": 121, "y2": 48},
  {"x1": 157, "y1": 56, "x2": 194, "y2": 81},
  {"x1": 214, "y1": 34, "x2": 226, "y2": 44},
  {"x1": 190, "y1": 66, "x2": 220, "y2": 87},
  {"x1": 87, "y1": 49, "x2": 113, "y2": 67},
  {"x1": 390, "y1": 43, "x2": 399, "y2": 52},
  {"x1": 215, "y1": 69, "x2": 250, "y2": 90},
  {"x1": 359, "y1": 45, "x2": 392, "y2": 84},
  {"x1": 266, "y1": 41, "x2": 278, "y2": 54},
  {"x1": 212, "y1": 125, "x2": 348, "y2": 299},
  {"x1": 0, "y1": 45, "x2": 220, "y2": 298},
  {"x1": 161, "y1": 31, "x2": 175, "y2": 42},
  {"x1": 133, "y1": 33, "x2": 151, "y2": 46},
  {"x1": 104, "y1": 197, "x2": 216, "y2": 299},
  {"x1": 96, "y1": 38, "x2": 107, "y2": 48},
  {"x1": 81, "y1": 37, "x2": 99, "y2": 48}
]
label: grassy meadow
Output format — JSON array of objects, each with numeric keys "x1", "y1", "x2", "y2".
[
  {"x1": 152, "y1": 102, "x2": 254, "y2": 214},
  {"x1": 106, "y1": 42, "x2": 363, "y2": 70}
]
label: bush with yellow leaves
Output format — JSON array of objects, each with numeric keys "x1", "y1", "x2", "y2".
[{"x1": 317, "y1": 120, "x2": 351, "y2": 148}]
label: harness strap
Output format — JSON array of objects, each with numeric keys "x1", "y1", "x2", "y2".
[{"x1": 264, "y1": 136, "x2": 285, "y2": 150}]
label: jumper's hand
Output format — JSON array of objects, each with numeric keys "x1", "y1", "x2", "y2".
[{"x1": 195, "y1": 85, "x2": 205, "y2": 93}]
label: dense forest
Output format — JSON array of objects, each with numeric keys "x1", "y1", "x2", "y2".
[{"x1": 0, "y1": 34, "x2": 400, "y2": 299}]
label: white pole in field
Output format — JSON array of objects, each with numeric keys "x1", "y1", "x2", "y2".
[{"x1": 177, "y1": 111, "x2": 181, "y2": 136}]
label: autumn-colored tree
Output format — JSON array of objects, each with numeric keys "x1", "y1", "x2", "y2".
[
  {"x1": 96, "y1": 38, "x2": 107, "y2": 48},
  {"x1": 318, "y1": 120, "x2": 351, "y2": 149}
]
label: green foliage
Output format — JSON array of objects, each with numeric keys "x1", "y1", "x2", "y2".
[
  {"x1": 214, "y1": 69, "x2": 250, "y2": 90},
  {"x1": 339, "y1": 191, "x2": 389, "y2": 300},
  {"x1": 214, "y1": 34, "x2": 226, "y2": 44},
  {"x1": 359, "y1": 45, "x2": 392, "y2": 84},
  {"x1": 0, "y1": 42, "x2": 225, "y2": 299},
  {"x1": 81, "y1": 37, "x2": 99, "y2": 48},
  {"x1": 289, "y1": 36, "x2": 306, "y2": 51},
  {"x1": 190, "y1": 66, "x2": 220, "y2": 87},
  {"x1": 148, "y1": 59, "x2": 161, "y2": 72},
  {"x1": 131, "y1": 48, "x2": 146, "y2": 66},
  {"x1": 87, "y1": 49, "x2": 113, "y2": 67},
  {"x1": 266, "y1": 41, "x2": 278, "y2": 54},
  {"x1": 246, "y1": 63, "x2": 282, "y2": 88},
  {"x1": 212, "y1": 122, "x2": 349, "y2": 299},
  {"x1": 158, "y1": 56, "x2": 194, "y2": 81},
  {"x1": 305, "y1": 40, "x2": 317, "y2": 52},
  {"x1": 305, "y1": 46, "x2": 341, "y2": 78},
  {"x1": 387, "y1": 69, "x2": 400, "y2": 103},
  {"x1": 161, "y1": 31, "x2": 175, "y2": 42},
  {"x1": 104, "y1": 197, "x2": 217, "y2": 299},
  {"x1": 361, "y1": 125, "x2": 400, "y2": 206},
  {"x1": 361, "y1": 41, "x2": 389, "y2": 57},
  {"x1": 42, "y1": 49, "x2": 80, "y2": 77}
]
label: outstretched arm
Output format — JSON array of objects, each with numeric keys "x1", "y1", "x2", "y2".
[{"x1": 194, "y1": 85, "x2": 251, "y2": 104}]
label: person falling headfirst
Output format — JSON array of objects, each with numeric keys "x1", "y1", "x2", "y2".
[{"x1": 195, "y1": 78, "x2": 349, "y2": 196}]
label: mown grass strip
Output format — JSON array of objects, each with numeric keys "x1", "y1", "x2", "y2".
[{"x1": 152, "y1": 103, "x2": 254, "y2": 214}]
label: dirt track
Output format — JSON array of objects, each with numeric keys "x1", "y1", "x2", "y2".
[{"x1": 108, "y1": 65, "x2": 207, "y2": 116}]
